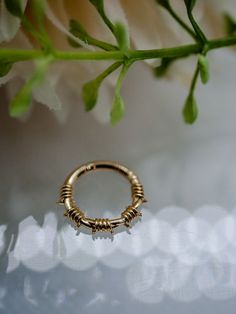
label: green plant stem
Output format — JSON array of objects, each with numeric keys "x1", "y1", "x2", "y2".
[
  {"x1": 96, "y1": 61, "x2": 123, "y2": 81},
  {"x1": 186, "y1": 8, "x2": 207, "y2": 43},
  {"x1": 189, "y1": 64, "x2": 199, "y2": 94},
  {"x1": 83, "y1": 37, "x2": 117, "y2": 51},
  {"x1": 1, "y1": 35, "x2": 236, "y2": 63},
  {"x1": 165, "y1": 6, "x2": 197, "y2": 40},
  {"x1": 115, "y1": 61, "x2": 133, "y2": 92}
]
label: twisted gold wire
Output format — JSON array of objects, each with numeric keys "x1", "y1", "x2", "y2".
[
  {"x1": 121, "y1": 206, "x2": 142, "y2": 227},
  {"x1": 58, "y1": 161, "x2": 146, "y2": 234},
  {"x1": 59, "y1": 184, "x2": 73, "y2": 204},
  {"x1": 132, "y1": 183, "x2": 145, "y2": 200},
  {"x1": 92, "y1": 218, "x2": 113, "y2": 234},
  {"x1": 65, "y1": 207, "x2": 85, "y2": 227}
]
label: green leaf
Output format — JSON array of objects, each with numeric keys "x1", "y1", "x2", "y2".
[
  {"x1": 82, "y1": 79, "x2": 101, "y2": 111},
  {"x1": 198, "y1": 54, "x2": 209, "y2": 84},
  {"x1": 224, "y1": 13, "x2": 236, "y2": 35},
  {"x1": 109, "y1": 62, "x2": 132, "y2": 125},
  {"x1": 69, "y1": 19, "x2": 88, "y2": 41},
  {"x1": 0, "y1": 62, "x2": 12, "y2": 77},
  {"x1": 82, "y1": 62, "x2": 127, "y2": 123},
  {"x1": 154, "y1": 58, "x2": 173, "y2": 77},
  {"x1": 9, "y1": 85, "x2": 32, "y2": 117},
  {"x1": 113, "y1": 22, "x2": 130, "y2": 53},
  {"x1": 110, "y1": 94, "x2": 125, "y2": 125},
  {"x1": 4, "y1": 0, "x2": 23, "y2": 17},
  {"x1": 182, "y1": 93, "x2": 198, "y2": 124},
  {"x1": 155, "y1": 0, "x2": 170, "y2": 9},
  {"x1": 9, "y1": 56, "x2": 52, "y2": 117},
  {"x1": 110, "y1": 62, "x2": 132, "y2": 124},
  {"x1": 82, "y1": 62, "x2": 122, "y2": 111}
]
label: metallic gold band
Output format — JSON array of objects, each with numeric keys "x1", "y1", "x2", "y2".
[{"x1": 58, "y1": 161, "x2": 146, "y2": 234}]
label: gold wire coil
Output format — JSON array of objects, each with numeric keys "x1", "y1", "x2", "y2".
[
  {"x1": 121, "y1": 206, "x2": 142, "y2": 227},
  {"x1": 92, "y1": 218, "x2": 113, "y2": 234},
  {"x1": 58, "y1": 160, "x2": 146, "y2": 234},
  {"x1": 65, "y1": 207, "x2": 85, "y2": 227},
  {"x1": 59, "y1": 184, "x2": 73, "y2": 204},
  {"x1": 132, "y1": 183, "x2": 145, "y2": 200}
]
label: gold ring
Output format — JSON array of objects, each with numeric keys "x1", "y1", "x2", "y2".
[{"x1": 58, "y1": 160, "x2": 147, "y2": 234}]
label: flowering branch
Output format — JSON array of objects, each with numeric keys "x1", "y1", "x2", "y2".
[
  {"x1": 1, "y1": 0, "x2": 236, "y2": 124},
  {"x1": 1, "y1": 35, "x2": 236, "y2": 62}
]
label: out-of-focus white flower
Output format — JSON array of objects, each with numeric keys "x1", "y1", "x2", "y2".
[
  {"x1": 0, "y1": 0, "x2": 234, "y2": 123},
  {"x1": 0, "y1": 0, "x2": 27, "y2": 42}
]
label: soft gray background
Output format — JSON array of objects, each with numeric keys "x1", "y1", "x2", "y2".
[{"x1": 1, "y1": 50, "x2": 236, "y2": 313}]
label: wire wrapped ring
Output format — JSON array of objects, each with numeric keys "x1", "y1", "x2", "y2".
[{"x1": 58, "y1": 161, "x2": 147, "y2": 234}]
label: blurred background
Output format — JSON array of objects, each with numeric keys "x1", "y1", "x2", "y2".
[{"x1": 1, "y1": 48, "x2": 236, "y2": 313}]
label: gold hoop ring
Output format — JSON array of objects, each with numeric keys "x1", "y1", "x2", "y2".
[{"x1": 58, "y1": 161, "x2": 147, "y2": 234}]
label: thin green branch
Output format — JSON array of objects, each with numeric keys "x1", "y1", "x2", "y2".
[
  {"x1": 82, "y1": 37, "x2": 117, "y2": 51},
  {"x1": 96, "y1": 61, "x2": 123, "y2": 80},
  {"x1": 115, "y1": 61, "x2": 133, "y2": 91},
  {"x1": 167, "y1": 6, "x2": 197, "y2": 40},
  {"x1": 156, "y1": 0, "x2": 197, "y2": 40},
  {"x1": 69, "y1": 19, "x2": 117, "y2": 51},
  {"x1": 0, "y1": 35, "x2": 236, "y2": 63},
  {"x1": 189, "y1": 63, "x2": 199, "y2": 94},
  {"x1": 89, "y1": 0, "x2": 115, "y2": 34},
  {"x1": 161, "y1": 4, "x2": 197, "y2": 40},
  {"x1": 21, "y1": 17, "x2": 46, "y2": 46},
  {"x1": 187, "y1": 13, "x2": 207, "y2": 43},
  {"x1": 184, "y1": 1, "x2": 207, "y2": 43}
]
